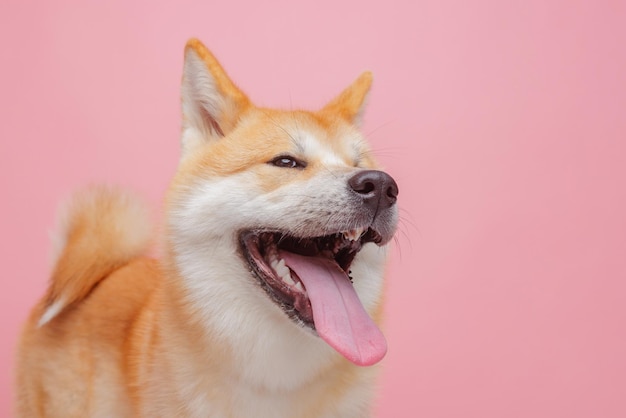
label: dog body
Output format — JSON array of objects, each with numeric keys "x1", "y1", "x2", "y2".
[{"x1": 16, "y1": 39, "x2": 399, "y2": 417}]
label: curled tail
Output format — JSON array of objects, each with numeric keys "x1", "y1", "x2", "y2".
[{"x1": 38, "y1": 186, "x2": 153, "y2": 326}]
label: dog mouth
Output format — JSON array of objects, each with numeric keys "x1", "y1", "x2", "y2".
[{"x1": 240, "y1": 227, "x2": 387, "y2": 366}]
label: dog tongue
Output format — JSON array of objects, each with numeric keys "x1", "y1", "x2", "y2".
[{"x1": 278, "y1": 250, "x2": 387, "y2": 366}]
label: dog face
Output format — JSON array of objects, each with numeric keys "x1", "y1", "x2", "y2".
[{"x1": 166, "y1": 40, "x2": 398, "y2": 386}]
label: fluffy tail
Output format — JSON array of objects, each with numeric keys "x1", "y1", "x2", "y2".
[{"x1": 38, "y1": 186, "x2": 153, "y2": 326}]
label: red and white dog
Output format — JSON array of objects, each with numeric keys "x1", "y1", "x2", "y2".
[{"x1": 16, "y1": 39, "x2": 399, "y2": 417}]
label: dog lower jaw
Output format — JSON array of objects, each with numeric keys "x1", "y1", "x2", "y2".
[{"x1": 239, "y1": 228, "x2": 388, "y2": 366}]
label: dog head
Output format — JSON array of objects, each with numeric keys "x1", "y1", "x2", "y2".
[{"x1": 166, "y1": 39, "x2": 398, "y2": 381}]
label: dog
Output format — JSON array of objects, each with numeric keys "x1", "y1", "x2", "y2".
[{"x1": 15, "y1": 38, "x2": 399, "y2": 417}]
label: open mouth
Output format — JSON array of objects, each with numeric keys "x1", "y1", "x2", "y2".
[{"x1": 240, "y1": 227, "x2": 387, "y2": 366}]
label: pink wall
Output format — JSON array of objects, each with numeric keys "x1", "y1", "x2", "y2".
[{"x1": 2, "y1": 1, "x2": 625, "y2": 416}]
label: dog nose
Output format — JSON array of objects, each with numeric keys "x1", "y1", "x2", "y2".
[{"x1": 348, "y1": 170, "x2": 398, "y2": 210}]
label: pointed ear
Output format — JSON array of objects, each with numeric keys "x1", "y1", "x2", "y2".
[
  {"x1": 321, "y1": 71, "x2": 373, "y2": 126},
  {"x1": 181, "y1": 39, "x2": 251, "y2": 153}
]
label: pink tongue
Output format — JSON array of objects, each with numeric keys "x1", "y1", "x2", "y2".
[{"x1": 278, "y1": 250, "x2": 387, "y2": 366}]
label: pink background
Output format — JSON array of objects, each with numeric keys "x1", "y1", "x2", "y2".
[{"x1": 1, "y1": 1, "x2": 625, "y2": 416}]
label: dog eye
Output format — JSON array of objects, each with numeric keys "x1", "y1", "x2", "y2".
[{"x1": 270, "y1": 155, "x2": 306, "y2": 169}]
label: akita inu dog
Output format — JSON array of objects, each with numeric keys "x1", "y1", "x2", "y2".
[{"x1": 16, "y1": 39, "x2": 399, "y2": 417}]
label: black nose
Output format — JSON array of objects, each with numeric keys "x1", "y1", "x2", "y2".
[{"x1": 348, "y1": 170, "x2": 398, "y2": 211}]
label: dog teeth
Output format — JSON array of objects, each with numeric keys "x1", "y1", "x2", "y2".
[
  {"x1": 271, "y1": 258, "x2": 300, "y2": 288},
  {"x1": 271, "y1": 259, "x2": 289, "y2": 278},
  {"x1": 282, "y1": 270, "x2": 296, "y2": 286},
  {"x1": 343, "y1": 227, "x2": 365, "y2": 242},
  {"x1": 276, "y1": 258, "x2": 286, "y2": 272}
]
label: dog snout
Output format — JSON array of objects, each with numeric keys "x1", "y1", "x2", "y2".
[{"x1": 348, "y1": 170, "x2": 398, "y2": 211}]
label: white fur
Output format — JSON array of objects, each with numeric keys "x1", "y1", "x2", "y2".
[
  {"x1": 37, "y1": 297, "x2": 66, "y2": 327},
  {"x1": 299, "y1": 130, "x2": 347, "y2": 166}
]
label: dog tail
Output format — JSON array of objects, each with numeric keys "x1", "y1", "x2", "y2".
[{"x1": 37, "y1": 185, "x2": 153, "y2": 327}]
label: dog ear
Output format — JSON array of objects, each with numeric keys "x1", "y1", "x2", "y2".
[
  {"x1": 181, "y1": 39, "x2": 251, "y2": 155},
  {"x1": 320, "y1": 71, "x2": 373, "y2": 127}
]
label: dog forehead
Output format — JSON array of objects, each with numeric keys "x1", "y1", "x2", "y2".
[{"x1": 255, "y1": 110, "x2": 363, "y2": 165}]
